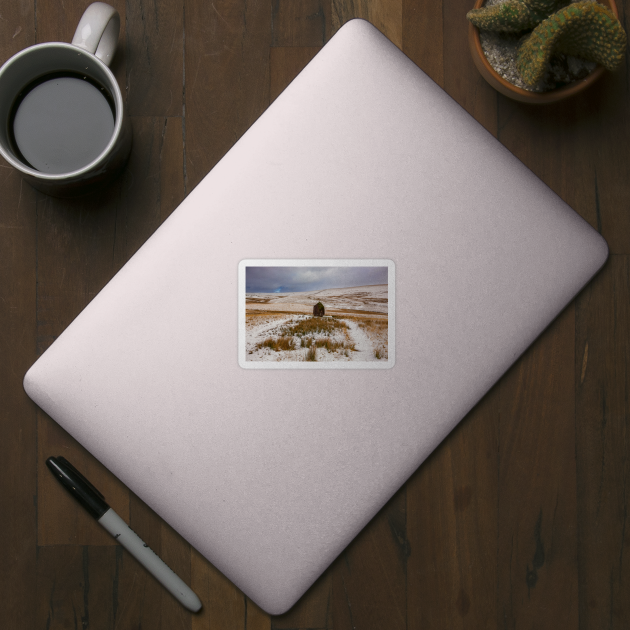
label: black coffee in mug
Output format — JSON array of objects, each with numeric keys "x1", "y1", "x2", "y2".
[
  {"x1": 0, "y1": 4, "x2": 130, "y2": 197},
  {"x1": 9, "y1": 72, "x2": 115, "y2": 174}
]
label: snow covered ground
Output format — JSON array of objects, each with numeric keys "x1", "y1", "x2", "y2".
[
  {"x1": 245, "y1": 312, "x2": 388, "y2": 363},
  {"x1": 245, "y1": 284, "x2": 389, "y2": 362}
]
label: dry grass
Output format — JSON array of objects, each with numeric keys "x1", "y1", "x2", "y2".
[
  {"x1": 314, "y1": 338, "x2": 348, "y2": 352},
  {"x1": 248, "y1": 313, "x2": 390, "y2": 361},
  {"x1": 357, "y1": 317, "x2": 388, "y2": 335},
  {"x1": 282, "y1": 317, "x2": 348, "y2": 336},
  {"x1": 255, "y1": 336, "x2": 296, "y2": 352},
  {"x1": 351, "y1": 316, "x2": 389, "y2": 359},
  {"x1": 252, "y1": 316, "x2": 357, "y2": 356}
]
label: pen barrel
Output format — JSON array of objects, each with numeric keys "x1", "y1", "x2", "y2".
[{"x1": 98, "y1": 508, "x2": 202, "y2": 612}]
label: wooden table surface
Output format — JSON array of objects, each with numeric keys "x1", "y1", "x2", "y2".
[{"x1": 1, "y1": 0, "x2": 628, "y2": 628}]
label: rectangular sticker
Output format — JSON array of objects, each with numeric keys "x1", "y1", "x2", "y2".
[{"x1": 238, "y1": 260, "x2": 395, "y2": 369}]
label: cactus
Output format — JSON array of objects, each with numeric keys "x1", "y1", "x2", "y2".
[
  {"x1": 467, "y1": 0, "x2": 568, "y2": 33},
  {"x1": 516, "y1": 1, "x2": 627, "y2": 85}
]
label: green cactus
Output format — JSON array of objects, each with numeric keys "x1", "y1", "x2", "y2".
[
  {"x1": 517, "y1": 1, "x2": 627, "y2": 85},
  {"x1": 467, "y1": 0, "x2": 568, "y2": 33}
]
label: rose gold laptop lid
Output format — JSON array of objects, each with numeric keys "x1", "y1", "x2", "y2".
[{"x1": 24, "y1": 19, "x2": 607, "y2": 614}]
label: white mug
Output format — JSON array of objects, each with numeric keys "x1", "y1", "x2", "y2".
[{"x1": 0, "y1": 2, "x2": 132, "y2": 197}]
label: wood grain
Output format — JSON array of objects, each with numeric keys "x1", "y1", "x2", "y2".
[
  {"x1": 184, "y1": 0, "x2": 271, "y2": 191},
  {"x1": 190, "y1": 549, "x2": 247, "y2": 630},
  {"x1": 0, "y1": 5, "x2": 38, "y2": 629},
  {"x1": 331, "y1": 486, "x2": 408, "y2": 630},
  {"x1": 583, "y1": 72, "x2": 630, "y2": 254},
  {"x1": 496, "y1": 96, "x2": 597, "y2": 224},
  {"x1": 403, "y1": 0, "x2": 444, "y2": 87},
  {"x1": 576, "y1": 256, "x2": 630, "y2": 629},
  {"x1": 407, "y1": 392, "x2": 499, "y2": 629},
  {"x1": 125, "y1": 0, "x2": 184, "y2": 117},
  {"x1": 0, "y1": 152, "x2": 38, "y2": 630},
  {"x1": 35, "y1": 0, "x2": 127, "y2": 96},
  {"x1": 332, "y1": 0, "x2": 403, "y2": 48},
  {"x1": 443, "y1": 0, "x2": 497, "y2": 131},
  {"x1": 271, "y1": 573, "x2": 332, "y2": 629},
  {"x1": 495, "y1": 68, "x2": 630, "y2": 258},
  {"x1": 112, "y1": 116, "x2": 185, "y2": 270},
  {"x1": 497, "y1": 304, "x2": 579, "y2": 629},
  {"x1": 270, "y1": 47, "x2": 322, "y2": 103},
  {"x1": 271, "y1": 0, "x2": 331, "y2": 46},
  {"x1": 36, "y1": 545, "x2": 119, "y2": 630}
]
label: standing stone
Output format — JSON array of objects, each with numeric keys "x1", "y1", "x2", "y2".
[{"x1": 313, "y1": 302, "x2": 325, "y2": 317}]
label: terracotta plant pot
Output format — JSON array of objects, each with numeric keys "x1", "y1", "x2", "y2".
[{"x1": 468, "y1": 0, "x2": 619, "y2": 103}]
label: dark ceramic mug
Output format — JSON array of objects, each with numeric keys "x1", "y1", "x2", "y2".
[{"x1": 0, "y1": 2, "x2": 131, "y2": 197}]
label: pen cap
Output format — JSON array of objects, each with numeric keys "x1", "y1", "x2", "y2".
[{"x1": 46, "y1": 456, "x2": 110, "y2": 519}]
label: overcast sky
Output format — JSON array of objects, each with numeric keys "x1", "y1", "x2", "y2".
[{"x1": 246, "y1": 266, "x2": 388, "y2": 293}]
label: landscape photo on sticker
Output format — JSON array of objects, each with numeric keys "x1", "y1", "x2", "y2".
[{"x1": 245, "y1": 265, "x2": 389, "y2": 362}]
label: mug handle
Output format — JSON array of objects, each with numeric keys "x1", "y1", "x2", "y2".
[{"x1": 71, "y1": 2, "x2": 120, "y2": 67}]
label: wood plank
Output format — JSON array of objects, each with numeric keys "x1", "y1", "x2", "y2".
[
  {"x1": 36, "y1": 0, "x2": 124, "y2": 45},
  {"x1": 271, "y1": 0, "x2": 332, "y2": 46},
  {"x1": 497, "y1": 305, "x2": 578, "y2": 628},
  {"x1": 496, "y1": 97, "x2": 598, "y2": 224},
  {"x1": 184, "y1": 0, "x2": 272, "y2": 192},
  {"x1": 492, "y1": 41, "x2": 626, "y2": 628},
  {"x1": 36, "y1": 545, "x2": 118, "y2": 630},
  {"x1": 271, "y1": 573, "x2": 332, "y2": 629},
  {"x1": 0, "y1": 0, "x2": 36, "y2": 55},
  {"x1": 494, "y1": 61, "x2": 630, "y2": 257},
  {"x1": 126, "y1": 0, "x2": 183, "y2": 117},
  {"x1": 247, "y1": 599, "x2": 272, "y2": 630},
  {"x1": 331, "y1": 486, "x2": 407, "y2": 630},
  {"x1": 35, "y1": 0, "x2": 127, "y2": 94},
  {"x1": 0, "y1": 5, "x2": 38, "y2": 629},
  {"x1": 402, "y1": 0, "x2": 444, "y2": 88},
  {"x1": 112, "y1": 116, "x2": 185, "y2": 270},
  {"x1": 270, "y1": 47, "x2": 321, "y2": 103},
  {"x1": 0, "y1": 133, "x2": 38, "y2": 630},
  {"x1": 407, "y1": 392, "x2": 499, "y2": 629},
  {"x1": 331, "y1": 0, "x2": 402, "y2": 48},
  {"x1": 244, "y1": 597, "x2": 271, "y2": 630},
  {"x1": 443, "y1": 0, "x2": 497, "y2": 131},
  {"x1": 159, "y1": 117, "x2": 187, "y2": 220},
  {"x1": 492, "y1": 66, "x2": 617, "y2": 630},
  {"x1": 190, "y1": 549, "x2": 247, "y2": 630},
  {"x1": 188, "y1": 547, "x2": 270, "y2": 629},
  {"x1": 575, "y1": 256, "x2": 630, "y2": 629},
  {"x1": 583, "y1": 72, "x2": 630, "y2": 254}
]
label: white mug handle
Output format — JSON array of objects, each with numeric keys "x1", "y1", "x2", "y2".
[{"x1": 71, "y1": 2, "x2": 120, "y2": 67}]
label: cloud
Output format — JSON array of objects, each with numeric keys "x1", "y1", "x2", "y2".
[{"x1": 246, "y1": 266, "x2": 388, "y2": 293}]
